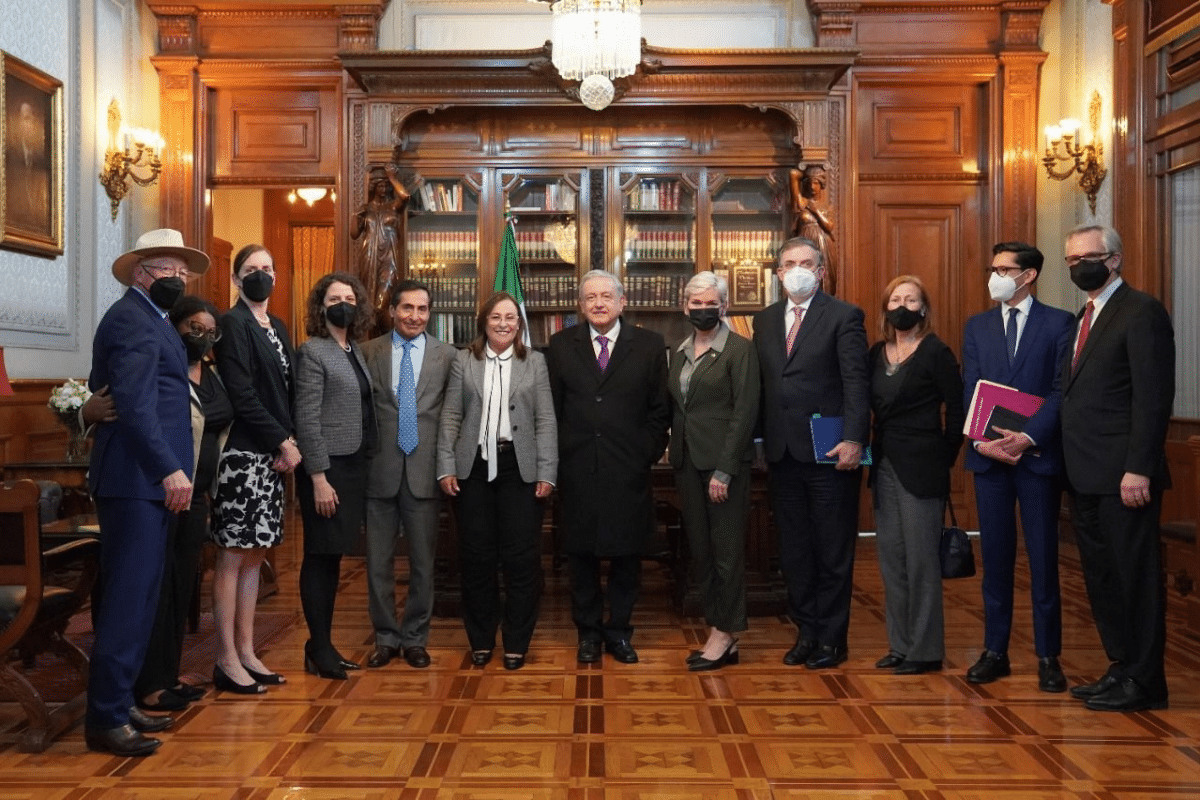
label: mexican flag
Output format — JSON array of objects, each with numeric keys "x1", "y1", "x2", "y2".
[{"x1": 493, "y1": 216, "x2": 531, "y2": 347}]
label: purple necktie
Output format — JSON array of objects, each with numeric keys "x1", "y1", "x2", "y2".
[{"x1": 597, "y1": 335, "x2": 610, "y2": 372}]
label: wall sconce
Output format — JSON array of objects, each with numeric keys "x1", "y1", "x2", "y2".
[
  {"x1": 287, "y1": 187, "x2": 334, "y2": 206},
  {"x1": 1042, "y1": 90, "x2": 1107, "y2": 215},
  {"x1": 98, "y1": 99, "x2": 163, "y2": 221}
]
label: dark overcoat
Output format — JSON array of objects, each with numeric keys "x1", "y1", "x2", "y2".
[{"x1": 545, "y1": 320, "x2": 670, "y2": 556}]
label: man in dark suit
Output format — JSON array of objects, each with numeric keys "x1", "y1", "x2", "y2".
[
  {"x1": 753, "y1": 236, "x2": 869, "y2": 669},
  {"x1": 1060, "y1": 224, "x2": 1175, "y2": 712},
  {"x1": 86, "y1": 229, "x2": 209, "y2": 756},
  {"x1": 546, "y1": 269, "x2": 671, "y2": 665},
  {"x1": 362, "y1": 280, "x2": 456, "y2": 669},
  {"x1": 962, "y1": 241, "x2": 1075, "y2": 692}
]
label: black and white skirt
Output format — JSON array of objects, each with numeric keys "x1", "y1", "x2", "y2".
[{"x1": 210, "y1": 448, "x2": 284, "y2": 549}]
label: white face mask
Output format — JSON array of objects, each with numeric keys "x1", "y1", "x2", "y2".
[
  {"x1": 782, "y1": 266, "x2": 819, "y2": 298},
  {"x1": 988, "y1": 271, "x2": 1021, "y2": 303}
]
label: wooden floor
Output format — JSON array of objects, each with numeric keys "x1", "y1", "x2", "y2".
[{"x1": 3, "y1": 510, "x2": 1200, "y2": 799}]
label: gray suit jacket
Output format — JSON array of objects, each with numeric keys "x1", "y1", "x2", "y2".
[
  {"x1": 294, "y1": 335, "x2": 376, "y2": 473},
  {"x1": 438, "y1": 348, "x2": 558, "y2": 485},
  {"x1": 362, "y1": 331, "x2": 457, "y2": 499}
]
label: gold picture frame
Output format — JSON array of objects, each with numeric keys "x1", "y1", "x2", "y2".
[
  {"x1": 729, "y1": 261, "x2": 764, "y2": 310},
  {"x1": 1, "y1": 51, "x2": 64, "y2": 258}
]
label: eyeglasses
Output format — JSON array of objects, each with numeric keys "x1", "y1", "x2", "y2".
[
  {"x1": 142, "y1": 262, "x2": 190, "y2": 280},
  {"x1": 183, "y1": 323, "x2": 221, "y2": 343},
  {"x1": 987, "y1": 266, "x2": 1026, "y2": 277},
  {"x1": 1064, "y1": 252, "x2": 1112, "y2": 267}
]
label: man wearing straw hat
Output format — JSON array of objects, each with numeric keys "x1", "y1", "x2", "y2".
[{"x1": 85, "y1": 229, "x2": 209, "y2": 757}]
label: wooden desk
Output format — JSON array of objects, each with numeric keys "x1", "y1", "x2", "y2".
[{"x1": 1, "y1": 461, "x2": 93, "y2": 517}]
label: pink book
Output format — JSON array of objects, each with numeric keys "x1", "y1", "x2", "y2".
[{"x1": 964, "y1": 380, "x2": 1045, "y2": 441}]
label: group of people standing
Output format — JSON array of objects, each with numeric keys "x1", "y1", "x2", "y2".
[{"x1": 79, "y1": 219, "x2": 1173, "y2": 758}]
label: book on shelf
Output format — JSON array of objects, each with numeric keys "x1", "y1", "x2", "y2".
[{"x1": 963, "y1": 379, "x2": 1045, "y2": 442}]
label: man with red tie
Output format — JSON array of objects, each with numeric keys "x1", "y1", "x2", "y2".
[{"x1": 1060, "y1": 224, "x2": 1174, "y2": 712}]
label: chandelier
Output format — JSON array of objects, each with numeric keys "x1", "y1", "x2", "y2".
[{"x1": 549, "y1": 0, "x2": 642, "y2": 87}]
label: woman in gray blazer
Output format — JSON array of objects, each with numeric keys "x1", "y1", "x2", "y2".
[
  {"x1": 294, "y1": 271, "x2": 379, "y2": 680},
  {"x1": 669, "y1": 272, "x2": 760, "y2": 671},
  {"x1": 438, "y1": 292, "x2": 557, "y2": 670}
]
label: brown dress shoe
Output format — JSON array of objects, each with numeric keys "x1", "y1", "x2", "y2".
[{"x1": 367, "y1": 644, "x2": 399, "y2": 668}]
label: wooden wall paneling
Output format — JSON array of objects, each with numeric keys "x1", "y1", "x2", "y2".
[
  {"x1": 998, "y1": 53, "x2": 1047, "y2": 246},
  {"x1": 263, "y1": 190, "x2": 298, "y2": 343},
  {"x1": 152, "y1": 57, "x2": 202, "y2": 247},
  {"x1": 0, "y1": 380, "x2": 78, "y2": 466}
]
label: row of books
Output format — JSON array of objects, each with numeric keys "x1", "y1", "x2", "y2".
[
  {"x1": 513, "y1": 230, "x2": 574, "y2": 261},
  {"x1": 527, "y1": 313, "x2": 579, "y2": 344},
  {"x1": 428, "y1": 313, "x2": 476, "y2": 344},
  {"x1": 712, "y1": 229, "x2": 780, "y2": 261},
  {"x1": 406, "y1": 231, "x2": 478, "y2": 261},
  {"x1": 623, "y1": 274, "x2": 690, "y2": 307},
  {"x1": 413, "y1": 276, "x2": 478, "y2": 307},
  {"x1": 627, "y1": 181, "x2": 689, "y2": 212},
  {"x1": 510, "y1": 183, "x2": 577, "y2": 212},
  {"x1": 522, "y1": 274, "x2": 578, "y2": 306},
  {"x1": 415, "y1": 182, "x2": 467, "y2": 212},
  {"x1": 624, "y1": 227, "x2": 693, "y2": 260}
]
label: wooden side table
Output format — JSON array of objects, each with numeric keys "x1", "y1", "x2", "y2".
[{"x1": 1, "y1": 461, "x2": 93, "y2": 517}]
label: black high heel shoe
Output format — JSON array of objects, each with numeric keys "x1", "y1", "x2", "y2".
[
  {"x1": 688, "y1": 639, "x2": 740, "y2": 672},
  {"x1": 242, "y1": 664, "x2": 286, "y2": 685},
  {"x1": 213, "y1": 664, "x2": 266, "y2": 694},
  {"x1": 304, "y1": 642, "x2": 348, "y2": 681}
]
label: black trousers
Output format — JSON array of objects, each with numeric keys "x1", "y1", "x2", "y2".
[
  {"x1": 455, "y1": 446, "x2": 544, "y2": 654},
  {"x1": 768, "y1": 452, "x2": 862, "y2": 648},
  {"x1": 567, "y1": 552, "x2": 642, "y2": 645},
  {"x1": 134, "y1": 498, "x2": 208, "y2": 698},
  {"x1": 1070, "y1": 489, "x2": 1167, "y2": 700}
]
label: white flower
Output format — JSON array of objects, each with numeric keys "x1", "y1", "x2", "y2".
[{"x1": 48, "y1": 378, "x2": 92, "y2": 414}]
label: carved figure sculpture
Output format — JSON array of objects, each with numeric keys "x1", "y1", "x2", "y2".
[
  {"x1": 790, "y1": 165, "x2": 838, "y2": 297},
  {"x1": 352, "y1": 164, "x2": 410, "y2": 310}
]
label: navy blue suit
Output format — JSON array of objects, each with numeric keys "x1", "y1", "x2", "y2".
[
  {"x1": 87, "y1": 288, "x2": 193, "y2": 729},
  {"x1": 962, "y1": 297, "x2": 1073, "y2": 658}
]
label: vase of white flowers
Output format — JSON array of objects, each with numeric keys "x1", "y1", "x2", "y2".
[{"x1": 47, "y1": 379, "x2": 92, "y2": 463}]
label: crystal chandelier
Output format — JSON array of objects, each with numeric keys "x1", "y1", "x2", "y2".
[{"x1": 549, "y1": 0, "x2": 642, "y2": 82}]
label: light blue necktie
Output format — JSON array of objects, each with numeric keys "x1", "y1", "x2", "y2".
[
  {"x1": 397, "y1": 340, "x2": 418, "y2": 455},
  {"x1": 1005, "y1": 307, "x2": 1019, "y2": 366}
]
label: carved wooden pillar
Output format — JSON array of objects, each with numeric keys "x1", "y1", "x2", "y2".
[
  {"x1": 152, "y1": 57, "x2": 201, "y2": 248},
  {"x1": 998, "y1": 53, "x2": 1046, "y2": 245}
]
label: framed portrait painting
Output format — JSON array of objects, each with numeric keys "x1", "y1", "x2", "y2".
[{"x1": 1, "y1": 52, "x2": 63, "y2": 258}]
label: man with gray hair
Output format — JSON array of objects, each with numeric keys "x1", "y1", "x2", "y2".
[
  {"x1": 1059, "y1": 224, "x2": 1174, "y2": 711},
  {"x1": 545, "y1": 269, "x2": 671, "y2": 665}
]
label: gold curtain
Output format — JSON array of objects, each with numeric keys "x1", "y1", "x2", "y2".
[{"x1": 291, "y1": 225, "x2": 336, "y2": 344}]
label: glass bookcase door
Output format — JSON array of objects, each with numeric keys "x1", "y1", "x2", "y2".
[
  {"x1": 708, "y1": 172, "x2": 787, "y2": 336},
  {"x1": 616, "y1": 169, "x2": 699, "y2": 342},
  {"x1": 403, "y1": 170, "x2": 483, "y2": 345},
  {"x1": 500, "y1": 170, "x2": 587, "y2": 347}
]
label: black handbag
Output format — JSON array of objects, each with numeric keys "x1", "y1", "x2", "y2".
[{"x1": 940, "y1": 499, "x2": 976, "y2": 579}]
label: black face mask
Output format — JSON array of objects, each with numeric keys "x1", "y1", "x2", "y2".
[
  {"x1": 1069, "y1": 258, "x2": 1110, "y2": 292},
  {"x1": 325, "y1": 301, "x2": 356, "y2": 330},
  {"x1": 240, "y1": 270, "x2": 274, "y2": 302},
  {"x1": 149, "y1": 276, "x2": 185, "y2": 311},
  {"x1": 885, "y1": 306, "x2": 923, "y2": 331},
  {"x1": 687, "y1": 307, "x2": 721, "y2": 331},
  {"x1": 182, "y1": 334, "x2": 212, "y2": 363}
]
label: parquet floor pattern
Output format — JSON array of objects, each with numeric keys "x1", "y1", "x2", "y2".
[{"x1": 2, "y1": 515, "x2": 1199, "y2": 799}]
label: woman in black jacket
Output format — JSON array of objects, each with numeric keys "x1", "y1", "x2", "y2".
[
  {"x1": 868, "y1": 275, "x2": 964, "y2": 675},
  {"x1": 210, "y1": 244, "x2": 303, "y2": 694}
]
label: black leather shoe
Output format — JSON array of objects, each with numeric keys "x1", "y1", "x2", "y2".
[
  {"x1": 367, "y1": 644, "x2": 399, "y2": 668},
  {"x1": 688, "y1": 640, "x2": 739, "y2": 672},
  {"x1": 85, "y1": 724, "x2": 161, "y2": 757},
  {"x1": 1085, "y1": 677, "x2": 1168, "y2": 712},
  {"x1": 805, "y1": 645, "x2": 847, "y2": 670},
  {"x1": 137, "y1": 690, "x2": 188, "y2": 712},
  {"x1": 966, "y1": 650, "x2": 1011, "y2": 684},
  {"x1": 404, "y1": 646, "x2": 431, "y2": 669},
  {"x1": 303, "y1": 643, "x2": 348, "y2": 681},
  {"x1": 470, "y1": 649, "x2": 494, "y2": 666},
  {"x1": 783, "y1": 636, "x2": 816, "y2": 666},
  {"x1": 1038, "y1": 657, "x2": 1067, "y2": 693},
  {"x1": 577, "y1": 641, "x2": 602, "y2": 663},
  {"x1": 128, "y1": 706, "x2": 173, "y2": 733},
  {"x1": 243, "y1": 665, "x2": 286, "y2": 685},
  {"x1": 214, "y1": 664, "x2": 268, "y2": 693},
  {"x1": 503, "y1": 654, "x2": 526, "y2": 670},
  {"x1": 894, "y1": 659, "x2": 942, "y2": 675},
  {"x1": 171, "y1": 683, "x2": 206, "y2": 702},
  {"x1": 1070, "y1": 670, "x2": 1121, "y2": 700},
  {"x1": 874, "y1": 652, "x2": 905, "y2": 669},
  {"x1": 605, "y1": 639, "x2": 639, "y2": 664},
  {"x1": 337, "y1": 657, "x2": 362, "y2": 671}
]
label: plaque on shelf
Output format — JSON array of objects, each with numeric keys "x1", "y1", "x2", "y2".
[{"x1": 730, "y1": 262, "x2": 764, "y2": 309}]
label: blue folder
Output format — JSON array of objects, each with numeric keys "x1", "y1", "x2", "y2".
[{"x1": 810, "y1": 414, "x2": 873, "y2": 465}]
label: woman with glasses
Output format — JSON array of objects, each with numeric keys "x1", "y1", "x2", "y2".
[
  {"x1": 211, "y1": 245, "x2": 301, "y2": 694},
  {"x1": 294, "y1": 272, "x2": 378, "y2": 679},
  {"x1": 134, "y1": 296, "x2": 233, "y2": 711}
]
